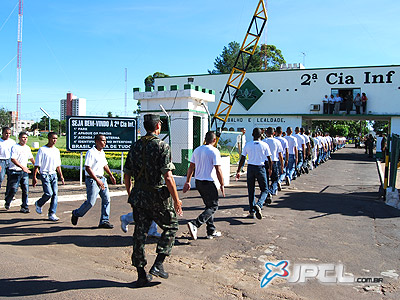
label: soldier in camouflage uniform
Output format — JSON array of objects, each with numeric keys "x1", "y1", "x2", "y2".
[{"x1": 123, "y1": 114, "x2": 183, "y2": 287}]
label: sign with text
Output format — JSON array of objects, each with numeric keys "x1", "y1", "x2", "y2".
[{"x1": 67, "y1": 116, "x2": 137, "y2": 152}]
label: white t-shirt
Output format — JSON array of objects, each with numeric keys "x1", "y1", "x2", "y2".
[
  {"x1": 9, "y1": 144, "x2": 34, "y2": 171},
  {"x1": 301, "y1": 134, "x2": 310, "y2": 144},
  {"x1": 35, "y1": 145, "x2": 62, "y2": 174},
  {"x1": 242, "y1": 140, "x2": 271, "y2": 166},
  {"x1": 263, "y1": 137, "x2": 283, "y2": 162},
  {"x1": 275, "y1": 136, "x2": 288, "y2": 157},
  {"x1": 0, "y1": 138, "x2": 16, "y2": 159},
  {"x1": 284, "y1": 135, "x2": 298, "y2": 155},
  {"x1": 190, "y1": 144, "x2": 221, "y2": 181},
  {"x1": 85, "y1": 146, "x2": 108, "y2": 177},
  {"x1": 293, "y1": 133, "x2": 305, "y2": 151}
]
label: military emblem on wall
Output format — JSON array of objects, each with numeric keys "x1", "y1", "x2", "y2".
[{"x1": 236, "y1": 79, "x2": 263, "y2": 110}]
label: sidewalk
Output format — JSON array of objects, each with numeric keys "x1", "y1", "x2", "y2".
[{"x1": 0, "y1": 147, "x2": 399, "y2": 300}]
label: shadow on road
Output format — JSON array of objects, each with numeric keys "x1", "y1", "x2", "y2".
[
  {"x1": 0, "y1": 234, "x2": 133, "y2": 247},
  {"x1": 0, "y1": 276, "x2": 151, "y2": 297},
  {"x1": 271, "y1": 190, "x2": 400, "y2": 219}
]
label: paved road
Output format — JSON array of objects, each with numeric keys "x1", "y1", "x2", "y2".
[{"x1": 0, "y1": 147, "x2": 399, "y2": 300}]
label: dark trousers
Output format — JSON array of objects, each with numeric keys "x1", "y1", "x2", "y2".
[
  {"x1": 362, "y1": 102, "x2": 367, "y2": 113},
  {"x1": 247, "y1": 164, "x2": 269, "y2": 213},
  {"x1": 323, "y1": 102, "x2": 328, "y2": 114},
  {"x1": 193, "y1": 180, "x2": 219, "y2": 235},
  {"x1": 328, "y1": 103, "x2": 334, "y2": 114}
]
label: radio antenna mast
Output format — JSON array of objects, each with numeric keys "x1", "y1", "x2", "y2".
[{"x1": 16, "y1": 0, "x2": 23, "y2": 133}]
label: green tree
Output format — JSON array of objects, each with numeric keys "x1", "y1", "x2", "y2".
[
  {"x1": 107, "y1": 111, "x2": 113, "y2": 117},
  {"x1": 209, "y1": 41, "x2": 285, "y2": 74},
  {"x1": 144, "y1": 72, "x2": 170, "y2": 88},
  {"x1": 0, "y1": 107, "x2": 11, "y2": 128},
  {"x1": 30, "y1": 116, "x2": 61, "y2": 133},
  {"x1": 372, "y1": 121, "x2": 389, "y2": 134},
  {"x1": 60, "y1": 120, "x2": 66, "y2": 133},
  {"x1": 310, "y1": 120, "x2": 368, "y2": 137}
]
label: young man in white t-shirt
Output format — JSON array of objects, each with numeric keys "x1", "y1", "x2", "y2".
[
  {"x1": 33, "y1": 132, "x2": 65, "y2": 221},
  {"x1": 236, "y1": 128, "x2": 272, "y2": 220},
  {"x1": 4, "y1": 132, "x2": 34, "y2": 212},
  {"x1": 71, "y1": 134, "x2": 116, "y2": 228},
  {"x1": 184, "y1": 131, "x2": 225, "y2": 240},
  {"x1": 284, "y1": 127, "x2": 298, "y2": 185},
  {"x1": 0, "y1": 127, "x2": 16, "y2": 189}
]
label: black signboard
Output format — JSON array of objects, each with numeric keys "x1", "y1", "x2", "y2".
[{"x1": 67, "y1": 116, "x2": 137, "y2": 152}]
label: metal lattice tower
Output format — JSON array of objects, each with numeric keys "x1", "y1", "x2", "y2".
[
  {"x1": 211, "y1": 0, "x2": 267, "y2": 144},
  {"x1": 16, "y1": 0, "x2": 23, "y2": 132}
]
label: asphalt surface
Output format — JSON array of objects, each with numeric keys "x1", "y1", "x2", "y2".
[{"x1": 0, "y1": 146, "x2": 399, "y2": 300}]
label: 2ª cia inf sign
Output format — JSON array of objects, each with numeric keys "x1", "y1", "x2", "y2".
[{"x1": 67, "y1": 116, "x2": 137, "y2": 152}]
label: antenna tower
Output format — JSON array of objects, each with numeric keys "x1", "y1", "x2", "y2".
[
  {"x1": 16, "y1": 0, "x2": 23, "y2": 132},
  {"x1": 124, "y1": 68, "x2": 127, "y2": 116}
]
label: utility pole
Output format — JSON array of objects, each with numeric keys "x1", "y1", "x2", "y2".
[{"x1": 124, "y1": 68, "x2": 127, "y2": 116}]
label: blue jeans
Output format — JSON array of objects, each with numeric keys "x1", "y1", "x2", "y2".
[
  {"x1": 0, "y1": 158, "x2": 10, "y2": 189},
  {"x1": 277, "y1": 160, "x2": 286, "y2": 183},
  {"x1": 247, "y1": 165, "x2": 269, "y2": 213},
  {"x1": 37, "y1": 173, "x2": 59, "y2": 216},
  {"x1": 286, "y1": 154, "x2": 296, "y2": 180},
  {"x1": 269, "y1": 162, "x2": 280, "y2": 195},
  {"x1": 296, "y1": 150, "x2": 303, "y2": 173},
  {"x1": 73, "y1": 176, "x2": 110, "y2": 224},
  {"x1": 5, "y1": 170, "x2": 29, "y2": 208}
]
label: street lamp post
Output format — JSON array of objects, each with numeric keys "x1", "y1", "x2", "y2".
[{"x1": 40, "y1": 107, "x2": 51, "y2": 132}]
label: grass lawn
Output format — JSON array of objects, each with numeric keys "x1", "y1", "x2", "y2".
[{"x1": 26, "y1": 135, "x2": 67, "y2": 149}]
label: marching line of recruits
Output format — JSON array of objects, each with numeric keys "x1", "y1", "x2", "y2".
[
  {"x1": 0, "y1": 121, "x2": 347, "y2": 286},
  {"x1": 236, "y1": 126, "x2": 346, "y2": 219}
]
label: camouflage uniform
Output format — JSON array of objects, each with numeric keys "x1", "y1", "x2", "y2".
[{"x1": 124, "y1": 133, "x2": 178, "y2": 268}]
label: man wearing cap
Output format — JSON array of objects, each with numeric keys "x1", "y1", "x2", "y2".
[{"x1": 123, "y1": 114, "x2": 183, "y2": 287}]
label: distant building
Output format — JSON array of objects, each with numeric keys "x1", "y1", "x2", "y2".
[
  {"x1": 18, "y1": 119, "x2": 35, "y2": 131},
  {"x1": 60, "y1": 92, "x2": 86, "y2": 120}
]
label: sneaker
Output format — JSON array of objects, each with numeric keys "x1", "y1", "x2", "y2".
[
  {"x1": 4, "y1": 203, "x2": 10, "y2": 210},
  {"x1": 120, "y1": 215, "x2": 128, "y2": 233},
  {"x1": 35, "y1": 201, "x2": 42, "y2": 214},
  {"x1": 305, "y1": 167, "x2": 309, "y2": 174},
  {"x1": 285, "y1": 176, "x2": 290, "y2": 186},
  {"x1": 277, "y1": 182, "x2": 282, "y2": 191},
  {"x1": 266, "y1": 193, "x2": 272, "y2": 204},
  {"x1": 254, "y1": 205, "x2": 263, "y2": 220},
  {"x1": 187, "y1": 222, "x2": 198, "y2": 240},
  {"x1": 71, "y1": 213, "x2": 79, "y2": 226},
  {"x1": 20, "y1": 207, "x2": 30, "y2": 213},
  {"x1": 98, "y1": 221, "x2": 114, "y2": 229},
  {"x1": 48, "y1": 214, "x2": 59, "y2": 221},
  {"x1": 207, "y1": 231, "x2": 222, "y2": 239}
]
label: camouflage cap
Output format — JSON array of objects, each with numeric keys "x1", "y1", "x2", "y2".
[{"x1": 144, "y1": 114, "x2": 161, "y2": 122}]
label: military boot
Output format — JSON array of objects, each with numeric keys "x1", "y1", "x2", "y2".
[
  {"x1": 149, "y1": 253, "x2": 169, "y2": 279},
  {"x1": 136, "y1": 267, "x2": 152, "y2": 287},
  {"x1": 149, "y1": 263, "x2": 169, "y2": 279}
]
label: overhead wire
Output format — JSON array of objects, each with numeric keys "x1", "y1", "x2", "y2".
[{"x1": 0, "y1": 2, "x2": 18, "y2": 33}]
